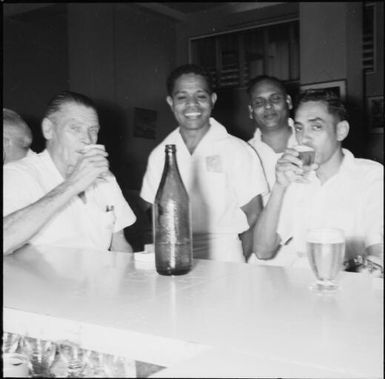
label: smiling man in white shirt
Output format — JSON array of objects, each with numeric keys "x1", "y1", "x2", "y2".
[
  {"x1": 3, "y1": 91, "x2": 136, "y2": 255},
  {"x1": 141, "y1": 64, "x2": 267, "y2": 262},
  {"x1": 252, "y1": 89, "x2": 383, "y2": 269}
]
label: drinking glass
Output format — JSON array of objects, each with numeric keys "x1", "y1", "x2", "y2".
[
  {"x1": 21, "y1": 336, "x2": 56, "y2": 377},
  {"x1": 306, "y1": 228, "x2": 345, "y2": 293},
  {"x1": 82, "y1": 350, "x2": 136, "y2": 378},
  {"x1": 2, "y1": 332, "x2": 22, "y2": 354},
  {"x1": 294, "y1": 144, "x2": 315, "y2": 166},
  {"x1": 103, "y1": 354, "x2": 136, "y2": 377},
  {"x1": 81, "y1": 350, "x2": 109, "y2": 377},
  {"x1": 57, "y1": 340, "x2": 86, "y2": 377}
]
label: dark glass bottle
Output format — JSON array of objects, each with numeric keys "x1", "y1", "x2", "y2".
[{"x1": 153, "y1": 144, "x2": 192, "y2": 275}]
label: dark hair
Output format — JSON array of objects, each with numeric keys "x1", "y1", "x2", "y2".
[
  {"x1": 166, "y1": 64, "x2": 213, "y2": 96},
  {"x1": 44, "y1": 91, "x2": 97, "y2": 120},
  {"x1": 295, "y1": 89, "x2": 348, "y2": 122},
  {"x1": 247, "y1": 75, "x2": 287, "y2": 97}
]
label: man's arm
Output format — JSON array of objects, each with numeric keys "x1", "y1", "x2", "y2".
[
  {"x1": 240, "y1": 194, "x2": 263, "y2": 261},
  {"x1": 3, "y1": 149, "x2": 109, "y2": 255},
  {"x1": 253, "y1": 148, "x2": 317, "y2": 260},
  {"x1": 110, "y1": 230, "x2": 133, "y2": 253},
  {"x1": 253, "y1": 183, "x2": 287, "y2": 259},
  {"x1": 3, "y1": 181, "x2": 79, "y2": 255}
]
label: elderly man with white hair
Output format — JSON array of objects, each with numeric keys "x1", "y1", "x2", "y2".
[{"x1": 3, "y1": 108, "x2": 36, "y2": 164}]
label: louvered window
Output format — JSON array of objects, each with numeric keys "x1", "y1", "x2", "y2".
[
  {"x1": 363, "y1": 2, "x2": 376, "y2": 73},
  {"x1": 190, "y1": 20, "x2": 299, "y2": 90}
]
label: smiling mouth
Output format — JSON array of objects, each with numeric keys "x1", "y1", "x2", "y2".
[{"x1": 184, "y1": 112, "x2": 202, "y2": 119}]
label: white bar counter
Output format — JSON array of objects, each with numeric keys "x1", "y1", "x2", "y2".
[{"x1": 3, "y1": 245, "x2": 383, "y2": 378}]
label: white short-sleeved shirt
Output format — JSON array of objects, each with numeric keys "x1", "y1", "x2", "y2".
[
  {"x1": 26, "y1": 149, "x2": 37, "y2": 157},
  {"x1": 248, "y1": 119, "x2": 297, "y2": 204},
  {"x1": 269, "y1": 149, "x2": 383, "y2": 267},
  {"x1": 3, "y1": 150, "x2": 136, "y2": 251},
  {"x1": 140, "y1": 118, "x2": 268, "y2": 261}
]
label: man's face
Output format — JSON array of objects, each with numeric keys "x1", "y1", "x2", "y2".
[
  {"x1": 46, "y1": 102, "x2": 100, "y2": 173},
  {"x1": 294, "y1": 101, "x2": 343, "y2": 166},
  {"x1": 3, "y1": 124, "x2": 22, "y2": 164},
  {"x1": 3, "y1": 135, "x2": 8, "y2": 163},
  {"x1": 166, "y1": 73, "x2": 216, "y2": 133},
  {"x1": 248, "y1": 80, "x2": 291, "y2": 131},
  {"x1": 3, "y1": 127, "x2": 10, "y2": 163}
]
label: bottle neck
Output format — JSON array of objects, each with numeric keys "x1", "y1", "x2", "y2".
[{"x1": 165, "y1": 150, "x2": 177, "y2": 170}]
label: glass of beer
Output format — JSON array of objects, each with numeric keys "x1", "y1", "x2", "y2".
[
  {"x1": 82, "y1": 144, "x2": 113, "y2": 180},
  {"x1": 306, "y1": 228, "x2": 345, "y2": 293},
  {"x1": 295, "y1": 144, "x2": 315, "y2": 166}
]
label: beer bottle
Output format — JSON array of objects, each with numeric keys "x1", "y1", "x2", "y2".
[{"x1": 153, "y1": 144, "x2": 192, "y2": 275}]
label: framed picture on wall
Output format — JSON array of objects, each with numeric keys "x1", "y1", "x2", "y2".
[
  {"x1": 367, "y1": 96, "x2": 384, "y2": 134},
  {"x1": 300, "y1": 79, "x2": 347, "y2": 100}
]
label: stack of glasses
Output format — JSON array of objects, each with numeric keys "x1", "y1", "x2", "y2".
[{"x1": 2, "y1": 332, "x2": 136, "y2": 377}]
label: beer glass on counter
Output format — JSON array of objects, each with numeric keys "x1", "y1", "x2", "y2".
[{"x1": 306, "y1": 228, "x2": 345, "y2": 293}]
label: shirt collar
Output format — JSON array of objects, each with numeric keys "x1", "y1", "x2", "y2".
[
  {"x1": 308, "y1": 148, "x2": 355, "y2": 183},
  {"x1": 251, "y1": 118, "x2": 295, "y2": 142},
  {"x1": 27, "y1": 149, "x2": 36, "y2": 157},
  {"x1": 167, "y1": 117, "x2": 229, "y2": 146},
  {"x1": 40, "y1": 149, "x2": 65, "y2": 182},
  {"x1": 205, "y1": 117, "x2": 229, "y2": 141},
  {"x1": 339, "y1": 148, "x2": 356, "y2": 173}
]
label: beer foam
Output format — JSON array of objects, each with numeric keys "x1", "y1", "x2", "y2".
[
  {"x1": 295, "y1": 144, "x2": 314, "y2": 152},
  {"x1": 82, "y1": 144, "x2": 105, "y2": 151},
  {"x1": 306, "y1": 228, "x2": 345, "y2": 243}
]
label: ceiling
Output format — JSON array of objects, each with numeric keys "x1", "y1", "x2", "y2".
[
  {"x1": 137, "y1": 2, "x2": 284, "y2": 21},
  {"x1": 3, "y1": 2, "x2": 283, "y2": 20},
  {"x1": 161, "y1": 2, "x2": 226, "y2": 14}
]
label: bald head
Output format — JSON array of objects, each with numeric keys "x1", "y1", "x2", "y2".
[{"x1": 3, "y1": 108, "x2": 33, "y2": 164}]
